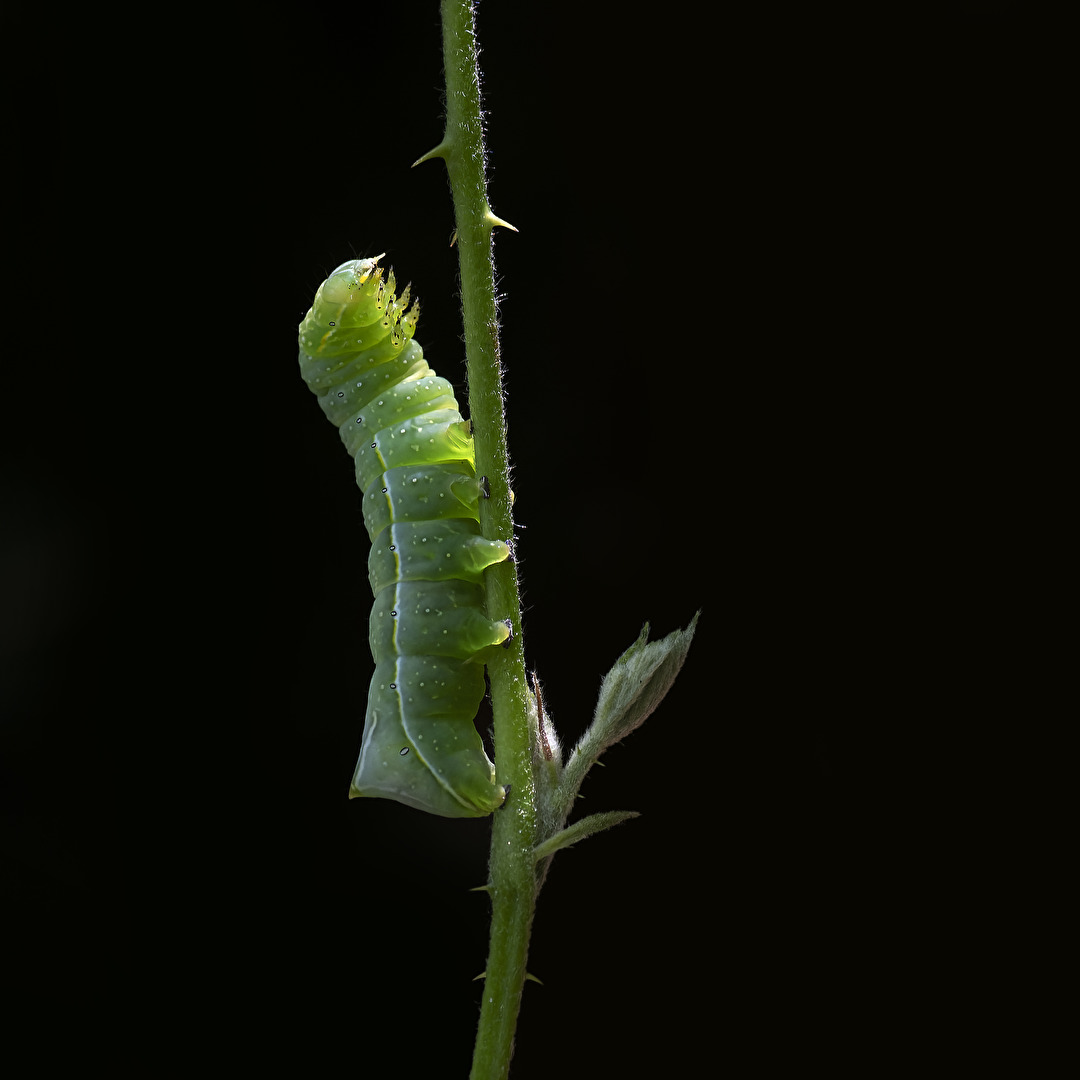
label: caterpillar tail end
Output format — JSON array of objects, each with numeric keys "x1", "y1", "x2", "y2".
[{"x1": 350, "y1": 677, "x2": 507, "y2": 818}]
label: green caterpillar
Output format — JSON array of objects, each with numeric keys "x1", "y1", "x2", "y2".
[{"x1": 298, "y1": 256, "x2": 510, "y2": 818}]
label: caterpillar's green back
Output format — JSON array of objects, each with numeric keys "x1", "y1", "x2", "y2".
[{"x1": 298, "y1": 257, "x2": 509, "y2": 818}]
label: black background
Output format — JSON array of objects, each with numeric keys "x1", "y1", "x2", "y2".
[{"x1": 3, "y1": 2, "x2": 1034, "y2": 1074}]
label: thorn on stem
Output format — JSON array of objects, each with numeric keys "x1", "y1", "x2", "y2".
[
  {"x1": 412, "y1": 140, "x2": 450, "y2": 167},
  {"x1": 484, "y1": 207, "x2": 519, "y2": 232}
]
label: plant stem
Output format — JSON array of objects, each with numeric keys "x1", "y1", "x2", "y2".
[{"x1": 437, "y1": 3, "x2": 536, "y2": 1077}]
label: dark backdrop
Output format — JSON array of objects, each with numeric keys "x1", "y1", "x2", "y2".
[{"x1": 3, "y1": 2, "x2": 1032, "y2": 1074}]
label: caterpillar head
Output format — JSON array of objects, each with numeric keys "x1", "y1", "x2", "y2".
[
  {"x1": 301, "y1": 253, "x2": 419, "y2": 357},
  {"x1": 320, "y1": 254, "x2": 386, "y2": 305}
]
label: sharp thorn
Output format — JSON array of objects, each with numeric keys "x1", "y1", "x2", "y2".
[
  {"x1": 412, "y1": 140, "x2": 451, "y2": 167},
  {"x1": 484, "y1": 208, "x2": 519, "y2": 232}
]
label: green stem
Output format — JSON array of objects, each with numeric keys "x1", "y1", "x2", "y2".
[{"x1": 437, "y1": 3, "x2": 535, "y2": 1077}]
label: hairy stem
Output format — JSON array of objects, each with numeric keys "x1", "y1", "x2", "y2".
[{"x1": 437, "y1": 2, "x2": 535, "y2": 1077}]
